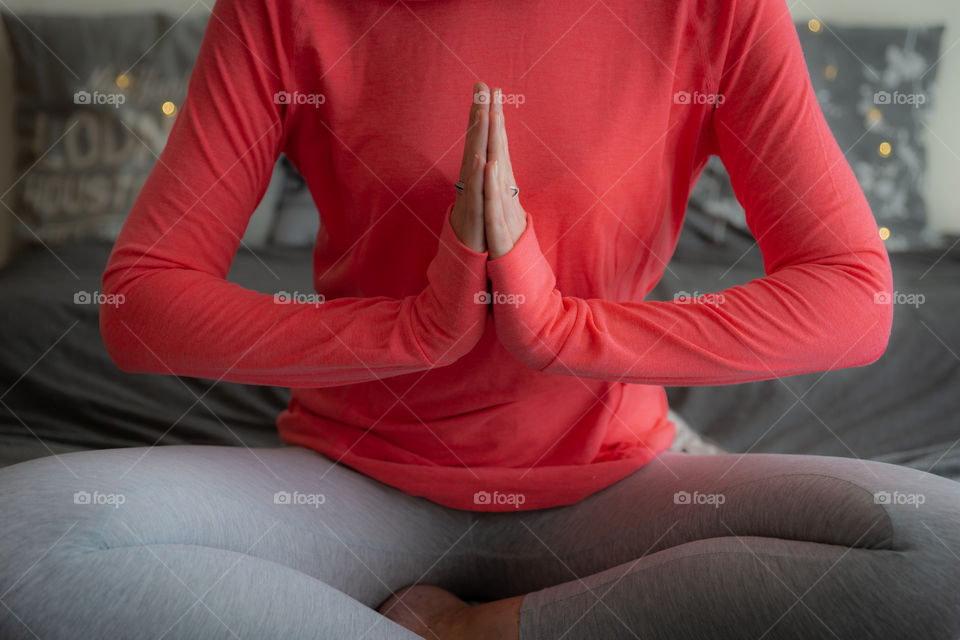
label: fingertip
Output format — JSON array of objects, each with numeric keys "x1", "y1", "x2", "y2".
[{"x1": 473, "y1": 82, "x2": 490, "y2": 108}]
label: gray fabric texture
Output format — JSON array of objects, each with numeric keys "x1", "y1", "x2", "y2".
[{"x1": 1, "y1": 445, "x2": 959, "y2": 639}]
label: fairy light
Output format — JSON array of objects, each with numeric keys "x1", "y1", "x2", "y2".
[
  {"x1": 808, "y1": 19, "x2": 822, "y2": 33},
  {"x1": 161, "y1": 101, "x2": 177, "y2": 116},
  {"x1": 879, "y1": 227, "x2": 891, "y2": 240},
  {"x1": 878, "y1": 142, "x2": 892, "y2": 158}
]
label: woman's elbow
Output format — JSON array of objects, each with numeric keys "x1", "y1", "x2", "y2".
[
  {"x1": 857, "y1": 307, "x2": 892, "y2": 366},
  {"x1": 835, "y1": 244, "x2": 894, "y2": 366},
  {"x1": 99, "y1": 300, "x2": 137, "y2": 372},
  {"x1": 845, "y1": 283, "x2": 894, "y2": 367},
  {"x1": 98, "y1": 290, "x2": 158, "y2": 374}
]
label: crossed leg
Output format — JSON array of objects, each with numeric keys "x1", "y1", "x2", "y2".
[{"x1": 386, "y1": 452, "x2": 960, "y2": 640}]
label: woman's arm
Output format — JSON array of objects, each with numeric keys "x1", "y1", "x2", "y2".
[
  {"x1": 485, "y1": 0, "x2": 893, "y2": 385},
  {"x1": 100, "y1": 0, "x2": 489, "y2": 388}
]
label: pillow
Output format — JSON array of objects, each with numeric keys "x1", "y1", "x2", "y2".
[
  {"x1": 0, "y1": 13, "x2": 202, "y2": 242},
  {"x1": 0, "y1": 12, "x2": 281, "y2": 248},
  {"x1": 685, "y1": 22, "x2": 945, "y2": 252}
]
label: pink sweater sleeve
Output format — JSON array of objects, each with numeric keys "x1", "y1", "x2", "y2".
[
  {"x1": 100, "y1": 0, "x2": 488, "y2": 387},
  {"x1": 486, "y1": 0, "x2": 893, "y2": 386}
]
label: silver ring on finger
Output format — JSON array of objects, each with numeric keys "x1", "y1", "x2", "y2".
[{"x1": 508, "y1": 185, "x2": 519, "y2": 199}]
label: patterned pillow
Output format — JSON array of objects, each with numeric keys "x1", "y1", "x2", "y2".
[
  {"x1": 1, "y1": 13, "x2": 206, "y2": 244},
  {"x1": 687, "y1": 22, "x2": 945, "y2": 252}
]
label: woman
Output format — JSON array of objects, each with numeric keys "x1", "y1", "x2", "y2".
[{"x1": 1, "y1": 0, "x2": 958, "y2": 637}]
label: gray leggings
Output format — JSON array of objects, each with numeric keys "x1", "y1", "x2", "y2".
[{"x1": 1, "y1": 444, "x2": 959, "y2": 639}]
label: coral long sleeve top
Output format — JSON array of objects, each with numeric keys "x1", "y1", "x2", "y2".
[{"x1": 101, "y1": 0, "x2": 893, "y2": 511}]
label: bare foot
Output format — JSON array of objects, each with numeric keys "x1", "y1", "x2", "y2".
[
  {"x1": 377, "y1": 585, "x2": 468, "y2": 638},
  {"x1": 377, "y1": 585, "x2": 521, "y2": 640}
]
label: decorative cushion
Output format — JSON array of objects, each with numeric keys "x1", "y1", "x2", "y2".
[
  {"x1": 685, "y1": 22, "x2": 945, "y2": 252},
  {"x1": 0, "y1": 12, "x2": 281, "y2": 247}
]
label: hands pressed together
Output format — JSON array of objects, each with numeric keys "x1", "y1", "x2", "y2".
[
  {"x1": 414, "y1": 81, "x2": 564, "y2": 371},
  {"x1": 449, "y1": 82, "x2": 527, "y2": 259}
]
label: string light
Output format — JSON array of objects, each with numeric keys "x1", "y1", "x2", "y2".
[
  {"x1": 161, "y1": 101, "x2": 177, "y2": 116},
  {"x1": 878, "y1": 142, "x2": 892, "y2": 158},
  {"x1": 115, "y1": 74, "x2": 130, "y2": 89},
  {"x1": 808, "y1": 19, "x2": 822, "y2": 33},
  {"x1": 878, "y1": 227, "x2": 891, "y2": 240}
]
